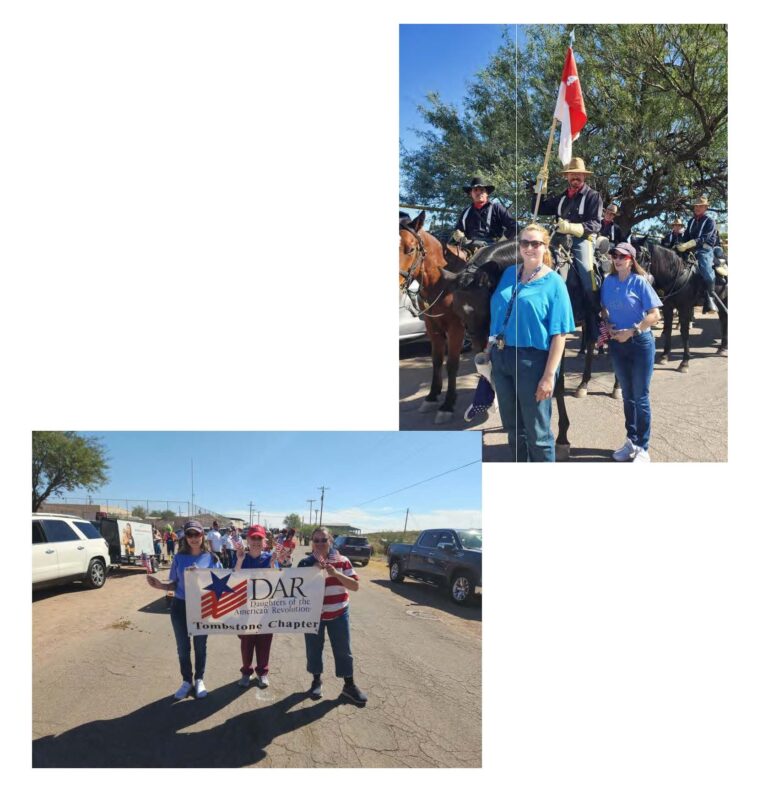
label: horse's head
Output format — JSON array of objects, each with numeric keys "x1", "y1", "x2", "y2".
[{"x1": 399, "y1": 211, "x2": 426, "y2": 290}]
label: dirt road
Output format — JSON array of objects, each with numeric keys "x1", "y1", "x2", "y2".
[
  {"x1": 400, "y1": 311, "x2": 727, "y2": 462},
  {"x1": 32, "y1": 561, "x2": 481, "y2": 768}
]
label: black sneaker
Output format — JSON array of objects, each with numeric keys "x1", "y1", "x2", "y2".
[
  {"x1": 341, "y1": 683, "x2": 368, "y2": 705},
  {"x1": 309, "y1": 677, "x2": 323, "y2": 700}
]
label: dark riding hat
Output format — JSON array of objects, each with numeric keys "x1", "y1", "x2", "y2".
[{"x1": 463, "y1": 176, "x2": 495, "y2": 194}]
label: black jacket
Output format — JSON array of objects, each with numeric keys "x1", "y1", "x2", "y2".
[
  {"x1": 535, "y1": 184, "x2": 603, "y2": 236},
  {"x1": 599, "y1": 220, "x2": 624, "y2": 244},
  {"x1": 683, "y1": 214, "x2": 718, "y2": 249},
  {"x1": 456, "y1": 200, "x2": 519, "y2": 241}
]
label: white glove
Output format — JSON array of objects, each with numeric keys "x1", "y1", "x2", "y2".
[
  {"x1": 675, "y1": 239, "x2": 697, "y2": 252},
  {"x1": 451, "y1": 229, "x2": 465, "y2": 243},
  {"x1": 556, "y1": 219, "x2": 585, "y2": 238}
]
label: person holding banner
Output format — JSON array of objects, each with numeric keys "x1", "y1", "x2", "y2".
[
  {"x1": 233, "y1": 524, "x2": 277, "y2": 689},
  {"x1": 146, "y1": 520, "x2": 222, "y2": 701},
  {"x1": 486, "y1": 223, "x2": 575, "y2": 462},
  {"x1": 298, "y1": 527, "x2": 368, "y2": 706}
]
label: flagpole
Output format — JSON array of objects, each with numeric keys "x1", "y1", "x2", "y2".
[{"x1": 532, "y1": 116, "x2": 558, "y2": 221}]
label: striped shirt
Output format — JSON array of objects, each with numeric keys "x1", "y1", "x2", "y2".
[{"x1": 298, "y1": 553, "x2": 358, "y2": 620}]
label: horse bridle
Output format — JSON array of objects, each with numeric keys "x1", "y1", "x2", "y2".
[
  {"x1": 399, "y1": 225, "x2": 447, "y2": 318},
  {"x1": 636, "y1": 242, "x2": 694, "y2": 302},
  {"x1": 399, "y1": 225, "x2": 426, "y2": 289}
]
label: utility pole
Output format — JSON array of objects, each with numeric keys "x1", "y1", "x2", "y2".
[
  {"x1": 249, "y1": 501, "x2": 254, "y2": 526},
  {"x1": 307, "y1": 499, "x2": 316, "y2": 530},
  {"x1": 403, "y1": 507, "x2": 409, "y2": 535},
  {"x1": 318, "y1": 486, "x2": 329, "y2": 527},
  {"x1": 257, "y1": 510, "x2": 262, "y2": 525},
  {"x1": 191, "y1": 459, "x2": 195, "y2": 515}
]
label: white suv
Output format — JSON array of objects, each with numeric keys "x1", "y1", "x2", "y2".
[{"x1": 32, "y1": 513, "x2": 111, "y2": 590}]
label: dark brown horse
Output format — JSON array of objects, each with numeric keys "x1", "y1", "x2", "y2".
[
  {"x1": 633, "y1": 238, "x2": 728, "y2": 372},
  {"x1": 399, "y1": 211, "x2": 466, "y2": 424}
]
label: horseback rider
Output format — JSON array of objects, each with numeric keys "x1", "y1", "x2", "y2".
[
  {"x1": 599, "y1": 203, "x2": 624, "y2": 246},
  {"x1": 675, "y1": 196, "x2": 718, "y2": 313},
  {"x1": 451, "y1": 176, "x2": 519, "y2": 253},
  {"x1": 661, "y1": 217, "x2": 685, "y2": 249},
  {"x1": 533, "y1": 156, "x2": 603, "y2": 339}
]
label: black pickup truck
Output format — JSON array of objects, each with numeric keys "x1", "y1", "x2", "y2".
[{"x1": 387, "y1": 528, "x2": 482, "y2": 605}]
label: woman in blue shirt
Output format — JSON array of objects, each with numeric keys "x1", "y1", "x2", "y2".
[
  {"x1": 146, "y1": 520, "x2": 221, "y2": 700},
  {"x1": 233, "y1": 525, "x2": 276, "y2": 689},
  {"x1": 600, "y1": 242, "x2": 662, "y2": 462},
  {"x1": 488, "y1": 223, "x2": 575, "y2": 461}
]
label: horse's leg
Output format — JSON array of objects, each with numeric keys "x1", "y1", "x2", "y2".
[
  {"x1": 578, "y1": 327, "x2": 587, "y2": 357},
  {"x1": 436, "y1": 323, "x2": 463, "y2": 423},
  {"x1": 679, "y1": 306, "x2": 692, "y2": 372},
  {"x1": 575, "y1": 330, "x2": 593, "y2": 398},
  {"x1": 554, "y1": 364, "x2": 570, "y2": 461},
  {"x1": 717, "y1": 290, "x2": 728, "y2": 356},
  {"x1": 419, "y1": 332, "x2": 444, "y2": 412},
  {"x1": 658, "y1": 301, "x2": 673, "y2": 364}
]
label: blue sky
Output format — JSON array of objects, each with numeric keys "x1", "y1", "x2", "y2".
[
  {"x1": 400, "y1": 24, "x2": 511, "y2": 156},
  {"x1": 66, "y1": 432, "x2": 482, "y2": 533}
]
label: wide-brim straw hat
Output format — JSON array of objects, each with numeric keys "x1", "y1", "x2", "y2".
[
  {"x1": 605, "y1": 203, "x2": 619, "y2": 214},
  {"x1": 561, "y1": 157, "x2": 593, "y2": 175},
  {"x1": 672, "y1": 217, "x2": 684, "y2": 226},
  {"x1": 691, "y1": 196, "x2": 709, "y2": 207}
]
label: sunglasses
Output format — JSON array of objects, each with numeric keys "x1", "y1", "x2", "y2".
[
  {"x1": 312, "y1": 538, "x2": 329, "y2": 543},
  {"x1": 520, "y1": 239, "x2": 544, "y2": 249},
  {"x1": 610, "y1": 253, "x2": 631, "y2": 260}
]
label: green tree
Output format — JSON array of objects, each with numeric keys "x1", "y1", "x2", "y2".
[
  {"x1": 283, "y1": 513, "x2": 302, "y2": 530},
  {"x1": 150, "y1": 509, "x2": 177, "y2": 519},
  {"x1": 401, "y1": 24, "x2": 727, "y2": 235},
  {"x1": 32, "y1": 431, "x2": 109, "y2": 511},
  {"x1": 132, "y1": 506, "x2": 148, "y2": 519}
]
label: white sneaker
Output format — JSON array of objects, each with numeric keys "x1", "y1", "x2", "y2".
[
  {"x1": 237, "y1": 674, "x2": 250, "y2": 688},
  {"x1": 612, "y1": 438, "x2": 638, "y2": 462},
  {"x1": 194, "y1": 679, "x2": 208, "y2": 698},
  {"x1": 257, "y1": 673, "x2": 269, "y2": 688},
  {"x1": 173, "y1": 681, "x2": 192, "y2": 700},
  {"x1": 633, "y1": 448, "x2": 651, "y2": 463}
]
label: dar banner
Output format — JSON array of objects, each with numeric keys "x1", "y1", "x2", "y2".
[{"x1": 184, "y1": 566, "x2": 326, "y2": 636}]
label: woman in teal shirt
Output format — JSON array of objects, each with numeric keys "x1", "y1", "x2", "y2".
[{"x1": 488, "y1": 223, "x2": 575, "y2": 461}]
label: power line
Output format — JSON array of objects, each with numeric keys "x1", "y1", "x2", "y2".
[{"x1": 351, "y1": 460, "x2": 481, "y2": 508}]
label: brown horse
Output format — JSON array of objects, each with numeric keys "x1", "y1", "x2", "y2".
[{"x1": 400, "y1": 211, "x2": 466, "y2": 424}]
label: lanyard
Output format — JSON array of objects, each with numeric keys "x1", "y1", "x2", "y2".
[{"x1": 494, "y1": 265, "x2": 542, "y2": 342}]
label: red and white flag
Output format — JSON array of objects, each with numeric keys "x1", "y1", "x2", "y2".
[{"x1": 553, "y1": 46, "x2": 587, "y2": 165}]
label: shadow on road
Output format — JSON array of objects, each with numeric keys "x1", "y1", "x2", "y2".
[
  {"x1": 33, "y1": 688, "x2": 346, "y2": 767},
  {"x1": 370, "y1": 579, "x2": 481, "y2": 621}
]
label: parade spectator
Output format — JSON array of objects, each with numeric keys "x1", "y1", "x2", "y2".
[
  {"x1": 487, "y1": 223, "x2": 575, "y2": 462},
  {"x1": 274, "y1": 528, "x2": 297, "y2": 567},
  {"x1": 146, "y1": 520, "x2": 221, "y2": 700},
  {"x1": 164, "y1": 525, "x2": 175, "y2": 559},
  {"x1": 233, "y1": 525, "x2": 276, "y2": 688},
  {"x1": 452, "y1": 176, "x2": 518, "y2": 251},
  {"x1": 678, "y1": 196, "x2": 718, "y2": 313},
  {"x1": 533, "y1": 156, "x2": 603, "y2": 340},
  {"x1": 206, "y1": 521, "x2": 223, "y2": 564},
  {"x1": 153, "y1": 528, "x2": 163, "y2": 564},
  {"x1": 220, "y1": 527, "x2": 233, "y2": 569},
  {"x1": 661, "y1": 217, "x2": 685, "y2": 249},
  {"x1": 298, "y1": 527, "x2": 367, "y2": 705},
  {"x1": 600, "y1": 242, "x2": 662, "y2": 463}
]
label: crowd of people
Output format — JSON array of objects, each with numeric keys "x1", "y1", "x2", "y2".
[
  {"x1": 422, "y1": 162, "x2": 725, "y2": 463},
  {"x1": 146, "y1": 521, "x2": 368, "y2": 706}
]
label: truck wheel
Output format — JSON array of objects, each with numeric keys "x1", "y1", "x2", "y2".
[
  {"x1": 84, "y1": 558, "x2": 107, "y2": 589},
  {"x1": 389, "y1": 561, "x2": 405, "y2": 583},
  {"x1": 361, "y1": 560, "x2": 369, "y2": 567},
  {"x1": 449, "y1": 573, "x2": 474, "y2": 605}
]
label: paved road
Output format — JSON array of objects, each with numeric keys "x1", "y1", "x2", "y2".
[
  {"x1": 400, "y1": 310, "x2": 727, "y2": 462},
  {"x1": 32, "y1": 562, "x2": 481, "y2": 768}
]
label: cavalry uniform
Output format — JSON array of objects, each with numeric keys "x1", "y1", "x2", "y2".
[
  {"x1": 662, "y1": 230, "x2": 685, "y2": 249},
  {"x1": 454, "y1": 175, "x2": 518, "y2": 250},
  {"x1": 683, "y1": 201, "x2": 718, "y2": 307},
  {"x1": 599, "y1": 218, "x2": 624, "y2": 245}
]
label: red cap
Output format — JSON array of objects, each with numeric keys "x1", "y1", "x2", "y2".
[{"x1": 246, "y1": 525, "x2": 267, "y2": 539}]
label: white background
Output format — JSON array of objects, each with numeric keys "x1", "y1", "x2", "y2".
[{"x1": 3, "y1": 2, "x2": 764, "y2": 799}]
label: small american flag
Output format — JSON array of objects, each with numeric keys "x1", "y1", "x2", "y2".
[{"x1": 596, "y1": 320, "x2": 610, "y2": 347}]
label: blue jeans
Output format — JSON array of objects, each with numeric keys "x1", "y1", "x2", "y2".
[
  {"x1": 695, "y1": 247, "x2": 715, "y2": 289},
  {"x1": 304, "y1": 608, "x2": 353, "y2": 678},
  {"x1": 609, "y1": 331, "x2": 655, "y2": 450},
  {"x1": 169, "y1": 596, "x2": 208, "y2": 683},
  {"x1": 491, "y1": 346, "x2": 557, "y2": 462}
]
